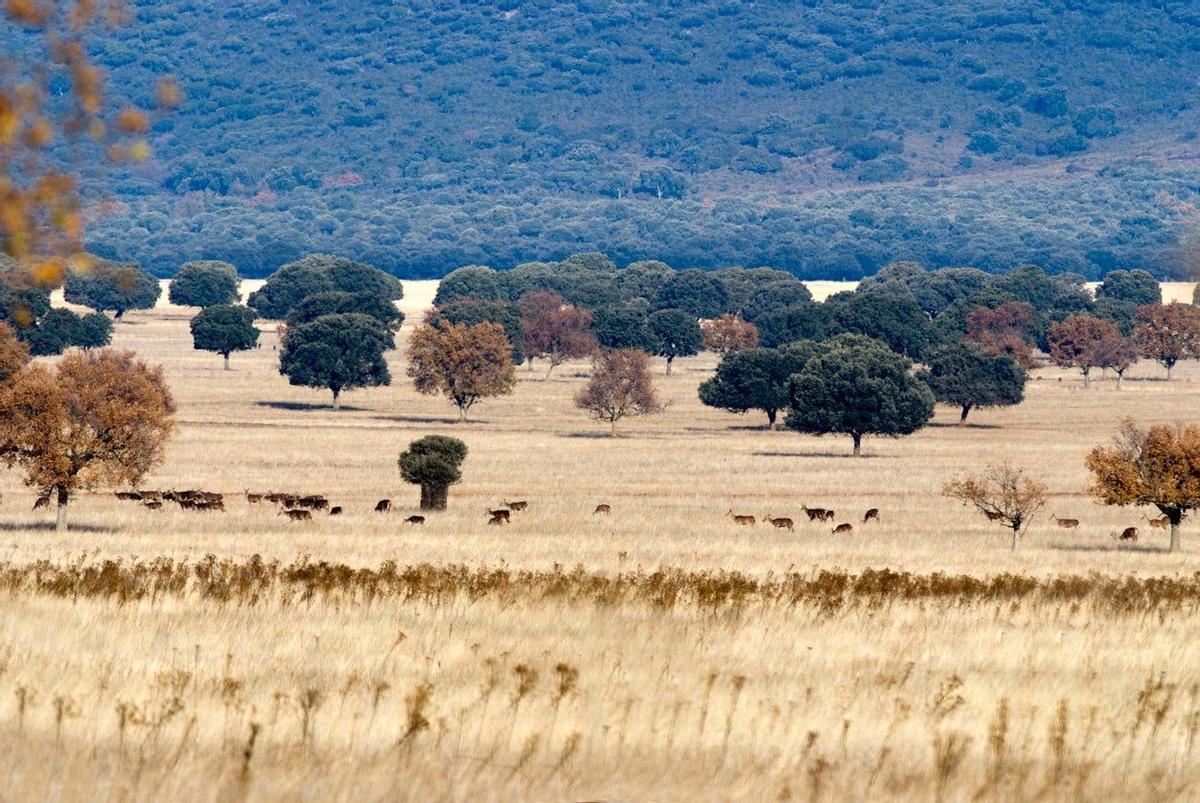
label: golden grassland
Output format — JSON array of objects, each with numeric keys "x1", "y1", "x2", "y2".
[{"x1": 3, "y1": 279, "x2": 1200, "y2": 801}]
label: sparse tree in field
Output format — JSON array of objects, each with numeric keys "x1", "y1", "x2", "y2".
[
  {"x1": 63, "y1": 259, "x2": 160, "y2": 318},
  {"x1": 0, "y1": 350, "x2": 175, "y2": 531},
  {"x1": 920, "y1": 342, "x2": 1026, "y2": 424},
  {"x1": 701, "y1": 314, "x2": 759, "y2": 355},
  {"x1": 190, "y1": 305, "x2": 259, "y2": 370},
  {"x1": 786, "y1": 334, "x2": 934, "y2": 456},
  {"x1": 279, "y1": 313, "x2": 393, "y2": 409},
  {"x1": 518, "y1": 291, "x2": 597, "y2": 375},
  {"x1": 943, "y1": 463, "x2": 1048, "y2": 551},
  {"x1": 0, "y1": 322, "x2": 29, "y2": 383},
  {"x1": 407, "y1": 320, "x2": 516, "y2": 420},
  {"x1": 1047, "y1": 315, "x2": 1122, "y2": 387},
  {"x1": 648, "y1": 308, "x2": 703, "y2": 375},
  {"x1": 1086, "y1": 420, "x2": 1200, "y2": 552},
  {"x1": 1092, "y1": 331, "x2": 1138, "y2": 389},
  {"x1": 575, "y1": 348, "x2": 663, "y2": 437},
  {"x1": 23, "y1": 308, "x2": 111, "y2": 356},
  {"x1": 698, "y1": 344, "x2": 816, "y2": 429},
  {"x1": 1097, "y1": 269, "x2": 1161, "y2": 307},
  {"x1": 1133, "y1": 302, "x2": 1200, "y2": 380},
  {"x1": 168, "y1": 261, "x2": 241, "y2": 308},
  {"x1": 965, "y1": 302, "x2": 1038, "y2": 367},
  {"x1": 398, "y1": 435, "x2": 468, "y2": 511}
]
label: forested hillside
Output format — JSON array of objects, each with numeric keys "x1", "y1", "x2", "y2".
[{"x1": 28, "y1": 1, "x2": 1200, "y2": 278}]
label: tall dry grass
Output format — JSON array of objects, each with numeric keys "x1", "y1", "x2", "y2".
[{"x1": 0, "y1": 284, "x2": 1197, "y2": 800}]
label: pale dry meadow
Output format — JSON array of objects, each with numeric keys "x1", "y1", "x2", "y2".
[{"x1": 1, "y1": 280, "x2": 1199, "y2": 801}]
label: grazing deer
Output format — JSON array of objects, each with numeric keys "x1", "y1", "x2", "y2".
[
  {"x1": 33, "y1": 496, "x2": 50, "y2": 511},
  {"x1": 863, "y1": 508, "x2": 880, "y2": 524},
  {"x1": 139, "y1": 490, "x2": 163, "y2": 503},
  {"x1": 1052, "y1": 514, "x2": 1080, "y2": 529},
  {"x1": 763, "y1": 515, "x2": 794, "y2": 532},
  {"x1": 282, "y1": 509, "x2": 312, "y2": 522},
  {"x1": 487, "y1": 512, "x2": 508, "y2": 526},
  {"x1": 832, "y1": 522, "x2": 854, "y2": 535},
  {"x1": 245, "y1": 490, "x2": 264, "y2": 504},
  {"x1": 328, "y1": 506, "x2": 343, "y2": 516},
  {"x1": 593, "y1": 504, "x2": 612, "y2": 515},
  {"x1": 1145, "y1": 515, "x2": 1170, "y2": 530},
  {"x1": 375, "y1": 499, "x2": 392, "y2": 513},
  {"x1": 405, "y1": 515, "x2": 425, "y2": 525},
  {"x1": 802, "y1": 506, "x2": 827, "y2": 522},
  {"x1": 195, "y1": 500, "x2": 226, "y2": 512},
  {"x1": 1113, "y1": 526, "x2": 1139, "y2": 543},
  {"x1": 298, "y1": 495, "x2": 329, "y2": 511},
  {"x1": 115, "y1": 491, "x2": 142, "y2": 501},
  {"x1": 488, "y1": 508, "x2": 512, "y2": 523},
  {"x1": 505, "y1": 500, "x2": 529, "y2": 512},
  {"x1": 143, "y1": 500, "x2": 163, "y2": 511},
  {"x1": 727, "y1": 510, "x2": 756, "y2": 526}
]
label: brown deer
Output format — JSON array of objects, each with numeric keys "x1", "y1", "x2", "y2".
[
  {"x1": 245, "y1": 490, "x2": 264, "y2": 505},
  {"x1": 298, "y1": 495, "x2": 329, "y2": 511},
  {"x1": 115, "y1": 491, "x2": 142, "y2": 501},
  {"x1": 487, "y1": 512, "x2": 508, "y2": 526},
  {"x1": 727, "y1": 510, "x2": 756, "y2": 526},
  {"x1": 488, "y1": 508, "x2": 511, "y2": 523},
  {"x1": 505, "y1": 500, "x2": 529, "y2": 512},
  {"x1": 374, "y1": 499, "x2": 392, "y2": 513},
  {"x1": 328, "y1": 506, "x2": 343, "y2": 516},
  {"x1": 763, "y1": 515, "x2": 794, "y2": 532},
  {"x1": 1113, "y1": 526, "x2": 1139, "y2": 542},
  {"x1": 405, "y1": 515, "x2": 425, "y2": 525},
  {"x1": 195, "y1": 500, "x2": 226, "y2": 512},
  {"x1": 593, "y1": 504, "x2": 612, "y2": 515},
  {"x1": 282, "y1": 509, "x2": 312, "y2": 522},
  {"x1": 832, "y1": 522, "x2": 854, "y2": 535},
  {"x1": 1145, "y1": 515, "x2": 1170, "y2": 530},
  {"x1": 802, "y1": 506, "x2": 827, "y2": 522},
  {"x1": 1052, "y1": 514, "x2": 1080, "y2": 529},
  {"x1": 143, "y1": 500, "x2": 163, "y2": 511},
  {"x1": 863, "y1": 508, "x2": 880, "y2": 524},
  {"x1": 33, "y1": 496, "x2": 50, "y2": 511}
]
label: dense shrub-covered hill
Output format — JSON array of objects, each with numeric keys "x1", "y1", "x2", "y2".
[{"x1": 37, "y1": 1, "x2": 1200, "y2": 278}]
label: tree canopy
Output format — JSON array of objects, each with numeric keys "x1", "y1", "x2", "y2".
[
  {"x1": 647, "y1": 308, "x2": 703, "y2": 374},
  {"x1": 406, "y1": 320, "x2": 516, "y2": 420},
  {"x1": 398, "y1": 435, "x2": 469, "y2": 511},
  {"x1": 575, "y1": 348, "x2": 664, "y2": 437},
  {"x1": 1133, "y1": 303, "x2": 1200, "y2": 380},
  {"x1": 1047, "y1": 315, "x2": 1122, "y2": 386},
  {"x1": 190, "y1": 305, "x2": 260, "y2": 369},
  {"x1": 248, "y1": 254, "x2": 402, "y2": 319},
  {"x1": 168, "y1": 261, "x2": 241, "y2": 308},
  {"x1": 279, "y1": 313, "x2": 393, "y2": 408},
  {"x1": 785, "y1": 334, "x2": 934, "y2": 455},
  {"x1": 63, "y1": 260, "x2": 160, "y2": 317},
  {"x1": 699, "y1": 344, "x2": 816, "y2": 429},
  {"x1": 921, "y1": 342, "x2": 1026, "y2": 423},
  {"x1": 1096, "y1": 269, "x2": 1161, "y2": 307}
]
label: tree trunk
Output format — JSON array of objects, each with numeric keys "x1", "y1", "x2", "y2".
[
  {"x1": 223, "y1": 353, "x2": 231, "y2": 371},
  {"x1": 766, "y1": 409, "x2": 778, "y2": 431},
  {"x1": 55, "y1": 486, "x2": 69, "y2": 533},
  {"x1": 609, "y1": 419, "x2": 619, "y2": 438},
  {"x1": 331, "y1": 389, "x2": 341, "y2": 410},
  {"x1": 1011, "y1": 525, "x2": 1020, "y2": 552},
  {"x1": 1170, "y1": 521, "x2": 1181, "y2": 553},
  {"x1": 1082, "y1": 368, "x2": 1090, "y2": 388},
  {"x1": 420, "y1": 483, "x2": 448, "y2": 511},
  {"x1": 527, "y1": 358, "x2": 535, "y2": 373},
  {"x1": 1115, "y1": 371, "x2": 1124, "y2": 390},
  {"x1": 959, "y1": 404, "x2": 972, "y2": 425},
  {"x1": 1167, "y1": 363, "x2": 1174, "y2": 381},
  {"x1": 665, "y1": 356, "x2": 674, "y2": 376},
  {"x1": 458, "y1": 405, "x2": 467, "y2": 422},
  {"x1": 852, "y1": 433, "x2": 862, "y2": 457}
]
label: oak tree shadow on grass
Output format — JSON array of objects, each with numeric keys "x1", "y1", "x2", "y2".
[
  {"x1": 256, "y1": 401, "x2": 369, "y2": 413},
  {"x1": 928, "y1": 422, "x2": 1003, "y2": 430},
  {"x1": 753, "y1": 450, "x2": 894, "y2": 459},
  {"x1": 563, "y1": 431, "x2": 672, "y2": 440},
  {"x1": 1046, "y1": 542, "x2": 1165, "y2": 554},
  {"x1": 0, "y1": 522, "x2": 116, "y2": 533},
  {"x1": 374, "y1": 414, "x2": 490, "y2": 425}
]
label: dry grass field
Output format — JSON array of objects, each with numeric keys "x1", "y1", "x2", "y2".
[{"x1": 4, "y1": 279, "x2": 1200, "y2": 801}]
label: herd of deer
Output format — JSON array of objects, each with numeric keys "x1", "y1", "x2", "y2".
[
  {"x1": 990, "y1": 510, "x2": 1173, "y2": 543},
  {"x1": 726, "y1": 506, "x2": 880, "y2": 535}
]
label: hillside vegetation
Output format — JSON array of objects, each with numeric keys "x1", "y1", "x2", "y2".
[{"x1": 37, "y1": 1, "x2": 1200, "y2": 277}]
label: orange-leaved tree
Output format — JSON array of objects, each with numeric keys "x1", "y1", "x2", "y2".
[
  {"x1": 701, "y1": 314, "x2": 759, "y2": 355},
  {"x1": 0, "y1": 349, "x2": 175, "y2": 530},
  {"x1": 574, "y1": 348, "x2": 664, "y2": 437},
  {"x1": 964, "y1": 302, "x2": 1038, "y2": 368},
  {"x1": 1086, "y1": 419, "x2": 1200, "y2": 552},
  {"x1": 1133, "y1": 303, "x2": 1200, "y2": 380},
  {"x1": 1, "y1": 2, "x2": 179, "y2": 286},
  {"x1": 407, "y1": 320, "x2": 516, "y2": 420},
  {"x1": 943, "y1": 462, "x2": 1048, "y2": 551},
  {"x1": 1047, "y1": 315, "x2": 1122, "y2": 387},
  {"x1": 518, "y1": 290, "x2": 597, "y2": 376},
  {"x1": 0, "y1": 322, "x2": 30, "y2": 383}
]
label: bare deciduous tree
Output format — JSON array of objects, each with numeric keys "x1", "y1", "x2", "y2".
[{"x1": 943, "y1": 462, "x2": 1048, "y2": 551}]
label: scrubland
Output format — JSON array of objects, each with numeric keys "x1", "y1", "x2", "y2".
[{"x1": 4, "y1": 280, "x2": 1200, "y2": 801}]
